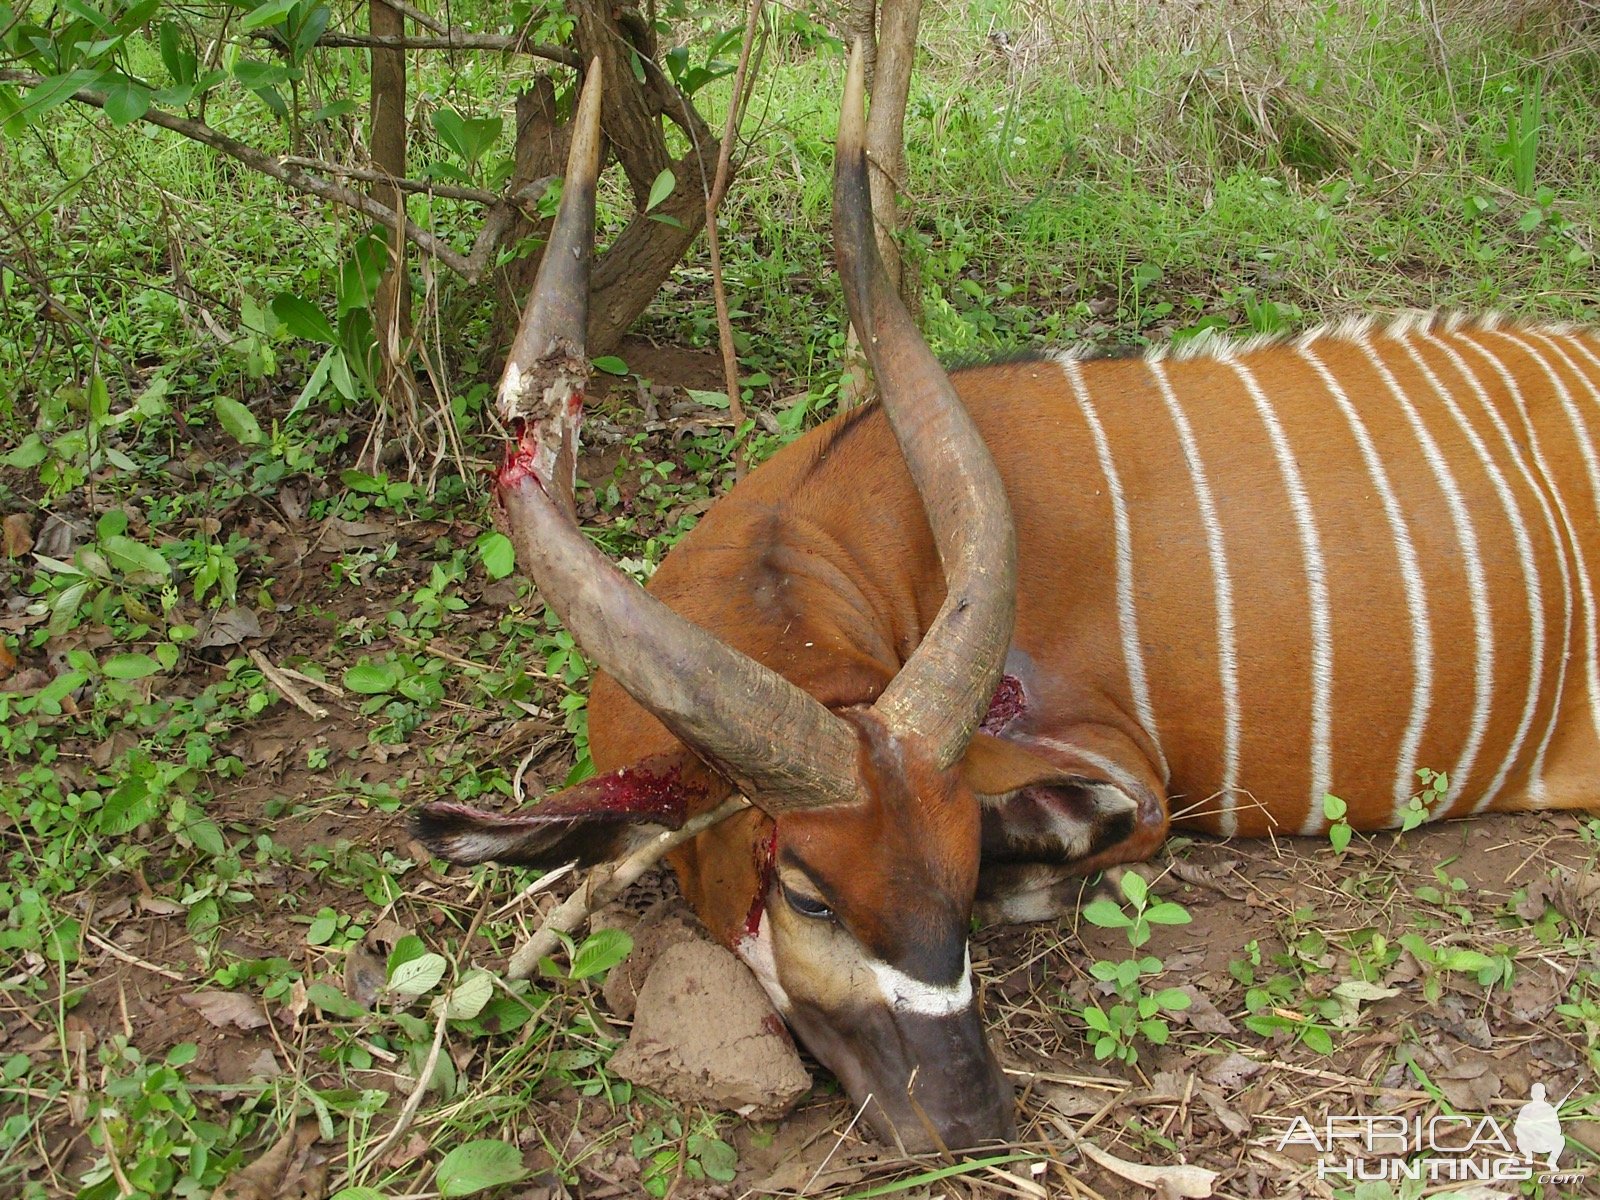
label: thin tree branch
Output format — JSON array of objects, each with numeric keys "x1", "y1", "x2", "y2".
[
  {"x1": 279, "y1": 156, "x2": 551, "y2": 204},
  {"x1": 505, "y1": 795, "x2": 752, "y2": 980},
  {"x1": 270, "y1": 29, "x2": 581, "y2": 63},
  {"x1": 704, "y1": 0, "x2": 764, "y2": 479}
]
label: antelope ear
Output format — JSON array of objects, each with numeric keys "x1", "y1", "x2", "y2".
[
  {"x1": 959, "y1": 732, "x2": 1077, "y2": 796},
  {"x1": 411, "y1": 750, "x2": 708, "y2": 868}
]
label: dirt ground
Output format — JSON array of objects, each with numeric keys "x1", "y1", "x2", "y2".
[{"x1": 7, "y1": 338, "x2": 1600, "y2": 1198}]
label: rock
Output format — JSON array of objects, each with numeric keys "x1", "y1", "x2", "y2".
[
  {"x1": 609, "y1": 941, "x2": 811, "y2": 1119},
  {"x1": 600, "y1": 897, "x2": 705, "y2": 1020}
]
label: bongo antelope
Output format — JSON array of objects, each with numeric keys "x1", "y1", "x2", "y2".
[{"x1": 416, "y1": 48, "x2": 1600, "y2": 1151}]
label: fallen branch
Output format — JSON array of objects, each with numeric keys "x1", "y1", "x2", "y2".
[
  {"x1": 506, "y1": 794, "x2": 751, "y2": 979},
  {"x1": 249, "y1": 649, "x2": 330, "y2": 719}
]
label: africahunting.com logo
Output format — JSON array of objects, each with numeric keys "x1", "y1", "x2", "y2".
[{"x1": 1268, "y1": 1083, "x2": 1583, "y2": 1187}]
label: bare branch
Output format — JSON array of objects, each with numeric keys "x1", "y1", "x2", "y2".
[
  {"x1": 705, "y1": 0, "x2": 764, "y2": 479},
  {"x1": 505, "y1": 795, "x2": 752, "y2": 980},
  {"x1": 252, "y1": 29, "x2": 581, "y2": 64}
]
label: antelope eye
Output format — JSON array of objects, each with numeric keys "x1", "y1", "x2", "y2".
[{"x1": 782, "y1": 884, "x2": 833, "y2": 920}]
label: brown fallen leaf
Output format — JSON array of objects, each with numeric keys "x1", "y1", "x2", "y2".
[
  {"x1": 343, "y1": 941, "x2": 386, "y2": 1010},
  {"x1": 212, "y1": 1120, "x2": 325, "y2": 1200},
  {"x1": 3, "y1": 512, "x2": 33, "y2": 558},
  {"x1": 0, "y1": 641, "x2": 16, "y2": 683},
  {"x1": 180, "y1": 990, "x2": 269, "y2": 1031}
]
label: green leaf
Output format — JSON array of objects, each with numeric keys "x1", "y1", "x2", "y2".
[
  {"x1": 432, "y1": 109, "x2": 502, "y2": 166},
  {"x1": 688, "y1": 1135, "x2": 737, "y2": 1182},
  {"x1": 102, "y1": 776, "x2": 156, "y2": 834},
  {"x1": 272, "y1": 293, "x2": 338, "y2": 344},
  {"x1": 102, "y1": 534, "x2": 171, "y2": 579},
  {"x1": 10, "y1": 70, "x2": 102, "y2": 134},
  {"x1": 388, "y1": 952, "x2": 447, "y2": 997},
  {"x1": 100, "y1": 75, "x2": 150, "y2": 125},
  {"x1": 184, "y1": 817, "x2": 227, "y2": 858},
  {"x1": 1081, "y1": 898, "x2": 1133, "y2": 928},
  {"x1": 1329, "y1": 822, "x2": 1352, "y2": 853},
  {"x1": 387, "y1": 934, "x2": 429, "y2": 973},
  {"x1": 435, "y1": 1139, "x2": 526, "y2": 1197},
  {"x1": 1143, "y1": 902, "x2": 1191, "y2": 926},
  {"x1": 343, "y1": 660, "x2": 400, "y2": 694},
  {"x1": 1, "y1": 433, "x2": 48, "y2": 468},
  {"x1": 1153, "y1": 987, "x2": 1192, "y2": 1010},
  {"x1": 214, "y1": 396, "x2": 263, "y2": 445},
  {"x1": 240, "y1": 0, "x2": 301, "y2": 32},
  {"x1": 306, "y1": 981, "x2": 367, "y2": 1019},
  {"x1": 443, "y1": 970, "x2": 495, "y2": 1020},
  {"x1": 569, "y1": 928, "x2": 633, "y2": 980},
  {"x1": 591, "y1": 355, "x2": 628, "y2": 376},
  {"x1": 1119, "y1": 871, "x2": 1148, "y2": 906},
  {"x1": 328, "y1": 1190, "x2": 388, "y2": 1200},
  {"x1": 476, "y1": 532, "x2": 515, "y2": 580},
  {"x1": 645, "y1": 168, "x2": 676, "y2": 212},
  {"x1": 1322, "y1": 793, "x2": 1347, "y2": 821},
  {"x1": 101, "y1": 652, "x2": 161, "y2": 679},
  {"x1": 1300, "y1": 1025, "x2": 1335, "y2": 1055},
  {"x1": 1081, "y1": 1006, "x2": 1111, "y2": 1033},
  {"x1": 307, "y1": 912, "x2": 339, "y2": 945}
]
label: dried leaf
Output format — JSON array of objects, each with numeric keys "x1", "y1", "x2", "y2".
[
  {"x1": 3, "y1": 513, "x2": 33, "y2": 558},
  {"x1": 343, "y1": 942, "x2": 386, "y2": 1010},
  {"x1": 212, "y1": 1120, "x2": 325, "y2": 1200},
  {"x1": 181, "y1": 990, "x2": 269, "y2": 1031},
  {"x1": 196, "y1": 607, "x2": 264, "y2": 648}
]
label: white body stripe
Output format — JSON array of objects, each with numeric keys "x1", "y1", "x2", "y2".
[
  {"x1": 1227, "y1": 357, "x2": 1334, "y2": 832},
  {"x1": 1147, "y1": 358, "x2": 1241, "y2": 835},
  {"x1": 1420, "y1": 330, "x2": 1567, "y2": 812},
  {"x1": 1490, "y1": 329, "x2": 1600, "y2": 750},
  {"x1": 735, "y1": 910, "x2": 793, "y2": 1014},
  {"x1": 1395, "y1": 332, "x2": 1543, "y2": 814},
  {"x1": 1356, "y1": 333, "x2": 1494, "y2": 812},
  {"x1": 1056, "y1": 356, "x2": 1167, "y2": 786},
  {"x1": 1297, "y1": 342, "x2": 1433, "y2": 820}
]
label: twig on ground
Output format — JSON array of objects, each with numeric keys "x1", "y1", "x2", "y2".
[
  {"x1": 506, "y1": 795, "x2": 751, "y2": 979},
  {"x1": 248, "y1": 649, "x2": 330, "y2": 719}
]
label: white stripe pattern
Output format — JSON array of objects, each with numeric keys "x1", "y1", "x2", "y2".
[
  {"x1": 1419, "y1": 329, "x2": 1567, "y2": 813},
  {"x1": 1355, "y1": 332, "x2": 1495, "y2": 812},
  {"x1": 1146, "y1": 358, "x2": 1241, "y2": 835},
  {"x1": 1226, "y1": 356, "x2": 1334, "y2": 832},
  {"x1": 1394, "y1": 332, "x2": 1543, "y2": 814},
  {"x1": 1488, "y1": 329, "x2": 1600, "y2": 752},
  {"x1": 1297, "y1": 341, "x2": 1434, "y2": 821},
  {"x1": 1055, "y1": 355, "x2": 1167, "y2": 786}
]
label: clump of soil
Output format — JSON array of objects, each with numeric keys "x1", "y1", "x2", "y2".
[{"x1": 609, "y1": 940, "x2": 812, "y2": 1119}]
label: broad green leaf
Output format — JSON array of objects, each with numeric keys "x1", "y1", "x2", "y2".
[
  {"x1": 1329, "y1": 823, "x2": 1352, "y2": 853},
  {"x1": 435, "y1": 1139, "x2": 526, "y2": 1197},
  {"x1": 102, "y1": 776, "x2": 156, "y2": 834},
  {"x1": 343, "y1": 661, "x2": 400, "y2": 694},
  {"x1": 1153, "y1": 987, "x2": 1192, "y2": 1010},
  {"x1": 1144, "y1": 902, "x2": 1190, "y2": 925},
  {"x1": 569, "y1": 928, "x2": 632, "y2": 980},
  {"x1": 100, "y1": 75, "x2": 150, "y2": 125},
  {"x1": 645, "y1": 168, "x2": 675, "y2": 212},
  {"x1": 387, "y1": 952, "x2": 447, "y2": 997},
  {"x1": 591, "y1": 355, "x2": 628, "y2": 376},
  {"x1": 1322, "y1": 793, "x2": 1348, "y2": 820},
  {"x1": 240, "y1": 0, "x2": 301, "y2": 32},
  {"x1": 1300, "y1": 1025, "x2": 1335, "y2": 1055},
  {"x1": 2, "y1": 434, "x2": 48, "y2": 468},
  {"x1": 184, "y1": 817, "x2": 227, "y2": 857},
  {"x1": 213, "y1": 396, "x2": 263, "y2": 445},
  {"x1": 102, "y1": 534, "x2": 170, "y2": 579},
  {"x1": 101, "y1": 652, "x2": 161, "y2": 679},
  {"x1": 443, "y1": 969, "x2": 494, "y2": 1020},
  {"x1": 1119, "y1": 871, "x2": 1147, "y2": 906},
  {"x1": 476, "y1": 532, "x2": 515, "y2": 580},
  {"x1": 10, "y1": 70, "x2": 102, "y2": 133},
  {"x1": 306, "y1": 981, "x2": 366, "y2": 1019},
  {"x1": 272, "y1": 293, "x2": 337, "y2": 344},
  {"x1": 1080, "y1": 898, "x2": 1132, "y2": 929},
  {"x1": 387, "y1": 935, "x2": 429, "y2": 973}
]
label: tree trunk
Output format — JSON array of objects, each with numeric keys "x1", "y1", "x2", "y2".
[{"x1": 369, "y1": 0, "x2": 412, "y2": 410}]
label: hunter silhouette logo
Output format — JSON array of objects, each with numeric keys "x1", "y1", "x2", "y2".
[{"x1": 1513, "y1": 1083, "x2": 1564, "y2": 1169}]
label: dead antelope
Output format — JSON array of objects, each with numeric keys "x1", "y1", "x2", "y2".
[{"x1": 416, "y1": 48, "x2": 1600, "y2": 1151}]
